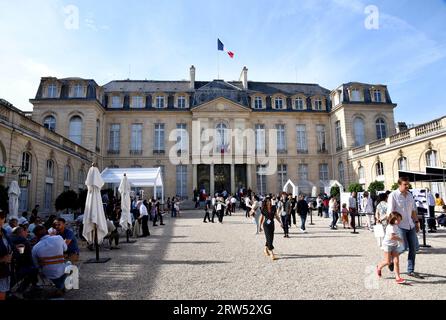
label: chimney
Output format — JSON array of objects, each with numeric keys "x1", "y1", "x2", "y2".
[
  {"x1": 396, "y1": 122, "x2": 408, "y2": 133},
  {"x1": 189, "y1": 65, "x2": 195, "y2": 89},
  {"x1": 239, "y1": 66, "x2": 248, "y2": 90}
]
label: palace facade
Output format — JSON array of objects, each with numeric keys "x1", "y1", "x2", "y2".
[{"x1": 1, "y1": 66, "x2": 445, "y2": 214}]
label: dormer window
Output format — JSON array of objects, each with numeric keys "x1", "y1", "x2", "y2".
[
  {"x1": 314, "y1": 98, "x2": 323, "y2": 110},
  {"x1": 274, "y1": 97, "x2": 284, "y2": 109},
  {"x1": 333, "y1": 92, "x2": 340, "y2": 107},
  {"x1": 155, "y1": 96, "x2": 165, "y2": 108},
  {"x1": 47, "y1": 84, "x2": 57, "y2": 98},
  {"x1": 373, "y1": 89, "x2": 382, "y2": 103},
  {"x1": 132, "y1": 96, "x2": 144, "y2": 108},
  {"x1": 111, "y1": 96, "x2": 121, "y2": 108},
  {"x1": 73, "y1": 84, "x2": 83, "y2": 98},
  {"x1": 254, "y1": 96, "x2": 263, "y2": 109},
  {"x1": 177, "y1": 96, "x2": 186, "y2": 109},
  {"x1": 351, "y1": 88, "x2": 361, "y2": 101},
  {"x1": 295, "y1": 97, "x2": 304, "y2": 110}
]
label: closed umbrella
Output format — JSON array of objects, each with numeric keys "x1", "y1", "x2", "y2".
[
  {"x1": 119, "y1": 173, "x2": 134, "y2": 243},
  {"x1": 83, "y1": 165, "x2": 110, "y2": 263},
  {"x1": 8, "y1": 181, "x2": 20, "y2": 219}
]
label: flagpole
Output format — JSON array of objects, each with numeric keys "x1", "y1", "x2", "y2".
[{"x1": 217, "y1": 51, "x2": 220, "y2": 79}]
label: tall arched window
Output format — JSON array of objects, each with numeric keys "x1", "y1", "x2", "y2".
[
  {"x1": 338, "y1": 161, "x2": 345, "y2": 186},
  {"x1": 64, "y1": 165, "x2": 71, "y2": 182},
  {"x1": 426, "y1": 150, "x2": 438, "y2": 167},
  {"x1": 69, "y1": 116, "x2": 83, "y2": 145},
  {"x1": 21, "y1": 152, "x2": 32, "y2": 173},
  {"x1": 376, "y1": 162, "x2": 384, "y2": 177},
  {"x1": 353, "y1": 117, "x2": 365, "y2": 146},
  {"x1": 398, "y1": 157, "x2": 407, "y2": 171},
  {"x1": 216, "y1": 123, "x2": 228, "y2": 152},
  {"x1": 46, "y1": 160, "x2": 54, "y2": 177},
  {"x1": 376, "y1": 118, "x2": 387, "y2": 140},
  {"x1": 43, "y1": 116, "x2": 56, "y2": 131},
  {"x1": 96, "y1": 119, "x2": 100, "y2": 151},
  {"x1": 358, "y1": 166, "x2": 365, "y2": 181}
]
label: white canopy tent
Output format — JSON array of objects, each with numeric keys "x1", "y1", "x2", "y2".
[{"x1": 100, "y1": 167, "x2": 164, "y2": 202}]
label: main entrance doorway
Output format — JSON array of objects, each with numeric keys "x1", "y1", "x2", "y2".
[{"x1": 196, "y1": 164, "x2": 247, "y2": 195}]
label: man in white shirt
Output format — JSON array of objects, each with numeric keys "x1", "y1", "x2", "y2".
[
  {"x1": 426, "y1": 188, "x2": 437, "y2": 232},
  {"x1": 362, "y1": 192, "x2": 375, "y2": 231},
  {"x1": 32, "y1": 225, "x2": 67, "y2": 292},
  {"x1": 137, "y1": 200, "x2": 150, "y2": 237},
  {"x1": 245, "y1": 195, "x2": 251, "y2": 218},
  {"x1": 348, "y1": 192, "x2": 358, "y2": 232},
  {"x1": 387, "y1": 177, "x2": 423, "y2": 279}
]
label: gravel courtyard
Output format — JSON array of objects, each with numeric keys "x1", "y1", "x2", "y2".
[{"x1": 66, "y1": 209, "x2": 446, "y2": 300}]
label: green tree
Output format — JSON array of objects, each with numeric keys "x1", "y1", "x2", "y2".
[
  {"x1": 368, "y1": 181, "x2": 385, "y2": 196},
  {"x1": 330, "y1": 185, "x2": 340, "y2": 198},
  {"x1": 347, "y1": 183, "x2": 364, "y2": 193},
  {"x1": 77, "y1": 189, "x2": 88, "y2": 215},
  {"x1": 55, "y1": 190, "x2": 79, "y2": 214}
]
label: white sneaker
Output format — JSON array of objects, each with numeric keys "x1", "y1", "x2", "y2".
[{"x1": 300, "y1": 228, "x2": 306, "y2": 233}]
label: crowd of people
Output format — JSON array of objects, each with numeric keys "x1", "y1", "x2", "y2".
[{"x1": 0, "y1": 206, "x2": 80, "y2": 300}]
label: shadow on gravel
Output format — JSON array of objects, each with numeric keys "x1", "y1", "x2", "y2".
[
  {"x1": 158, "y1": 260, "x2": 229, "y2": 265},
  {"x1": 417, "y1": 247, "x2": 446, "y2": 254},
  {"x1": 400, "y1": 272, "x2": 446, "y2": 285},
  {"x1": 277, "y1": 254, "x2": 362, "y2": 260},
  {"x1": 168, "y1": 241, "x2": 219, "y2": 244}
]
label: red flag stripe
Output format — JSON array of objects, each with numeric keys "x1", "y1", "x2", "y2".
[{"x1": 227, "y1": 51, "x2": 234, "y2": 58}]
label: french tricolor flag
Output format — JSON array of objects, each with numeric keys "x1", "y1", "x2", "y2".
[{"x1": 218, "y1": 38, "x2": 234, "y2": 59}]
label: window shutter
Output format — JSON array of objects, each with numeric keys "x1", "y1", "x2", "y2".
[
  {"x1": 168, "y1": 95, "x2": 174, "y2": 108},
  {"x1": 266, "y1": 96, "x2": 272, "y2": 109},
  {"x1": 123, "y1": 95, "x2": 130, "y2": 109},
  {"x1": 146, "y1": 94, "x2": 152, "y2": 108},
  {"x1": 286, "y1": 97, "x2": 291, "y2": 109},
  {"x1": 103, "y1": 95, "x2": 109, "y2": 107}
]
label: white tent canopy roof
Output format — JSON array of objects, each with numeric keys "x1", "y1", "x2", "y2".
[{"x1": 100, "y1": 167, "x2": 163, "y2": 187}]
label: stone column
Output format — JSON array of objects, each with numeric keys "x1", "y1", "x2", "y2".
[
  {"x1": 210, "y1": 164, "x2": 215, "y2": 196},
  {"x1": 230, "y1": 163, "x2": 235, "y2": 194},
  {"x1": 192, "y1": 164, "x2": 197, "y2": 190},
  {"x1": 247, "y1": 164, "x2": 252, "y2": 189}
]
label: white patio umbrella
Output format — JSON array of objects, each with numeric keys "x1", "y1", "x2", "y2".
[
  {"x1": 118, "y1": 173, "x2": 132, "y2": 233},
  {"x1": 83, "y1": 165, "x2": 110, "y2": 263},
  {"x1": 8, "y1": 181, "x2": 20, "y2": 219}
]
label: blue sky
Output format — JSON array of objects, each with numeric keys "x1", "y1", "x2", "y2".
[{"x1": 0, "y1": 0, "x2": 445, "y2": 124}]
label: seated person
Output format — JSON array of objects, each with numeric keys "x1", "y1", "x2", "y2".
[
  {"x1": 28, "y1": 216, "x2": 42, "y2": 239},
  {"x1": 54, "y1": 218, "x2": 79, "y2": 263},
  {"x1": 18, "y1": 212, "x2": 29, "y2": 226},
  {"x1": 4, "y1": 218, "x2": 18, "y2": 236},
  {"x1": 437, "y1": 205, "x2": 446, "y2": 227},
  {"x1": 10, "y1": 226, "x2": 38, "y2": 291},
  {"x1": 31, "y1": 225, "x2": 67, "y2": 294}
]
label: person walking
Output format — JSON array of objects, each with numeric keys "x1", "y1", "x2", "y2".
[
  {"x1": 138, "y1": 199, "x2": 150, "y2": 237},
  {"x1": 296, "y1": 195, "x2": 309, "y2": 233},
  {"x1": 362, "y1": 191, "x2": 375, "y2": 231},
  {"x1": 289, "y1": 196, "x2": 297, "y2": 228},
  {"x1": 250, "y1": 196, "x2": 262, "y2": 234},
  {"x1": 348, "y1": 192, "x2": 358, "y2": 233},
  {"x1": 376, "y1": 212, "x2": 406, "y2": 284},
  {"x1": 281, "y1": 195, "x2": 290, "y2": 238},
  {"x1": 245, "y1": 194, "x2": 252, "y2": 218},
  {"x1": 375, "y1": 193, "x2": 389, "y2": 249},
  {"x1": 387, "y1": 177, "x2": 423, "y2": 279},
  {"x1": 329, "y1": 197, "x2": 339, "y2": 230},
  {"x1": 341, "y1": 203, "x2": 349, "y2": 229},
  {"x1": 216, "y1": 196, "x2": 226, "y2": 223},
  {"x1": 203, "y1": 196, "x2": 211, "y2": 223},
  {"x1": 259, "y1": 197, "x2": 282, "y2": 260},
  {"x1": 426, "y1": 188, "x2": 437, "y2": 232},
  {"x1": 211, "y1": 194, "x2": 217, "y2": 223},
  {"x1": 316, "y1": 195, "x2": 323, "y2": 217}
]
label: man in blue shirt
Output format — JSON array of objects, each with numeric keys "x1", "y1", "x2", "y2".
[{"x1": 55, "y1": 218, "x2": 79, "y2": 263}]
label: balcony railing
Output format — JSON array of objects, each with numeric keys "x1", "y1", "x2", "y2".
[
  {"x1": 297, "y1": 149, "x2": 308, "y2": 154},
  {"x1": 390, "y1": 131, "x2": 410, "y2": 144},
  {"x1": 107, "y1": 149, "x2": 120, "y2": 155},
  {"x1": 130, "y1": 150, "x2": 143, "y2": 155},
  {"x1": 415, "y1": 119, "x2": 441, "y2": 136},
  {"x1": 153, "y1": 149, "x2": 165, "y2": 155}
]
